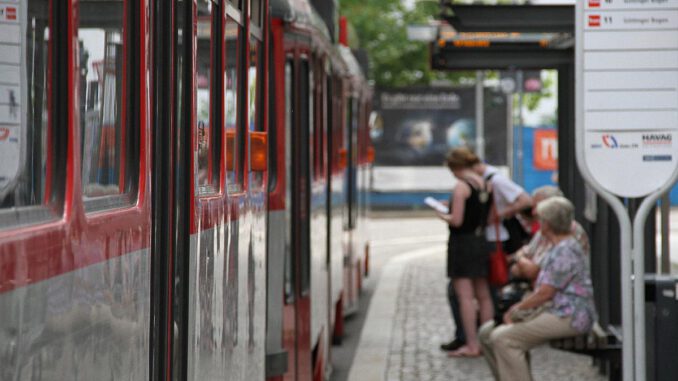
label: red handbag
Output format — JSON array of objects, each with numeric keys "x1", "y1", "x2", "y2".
[{"x1": 488, "y1": 222, "x2": 509, "y2": 287}]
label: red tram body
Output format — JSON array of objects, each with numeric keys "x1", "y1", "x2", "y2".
[{"x1": 0, "y1": 0, "x2": 371, "y2": 380}]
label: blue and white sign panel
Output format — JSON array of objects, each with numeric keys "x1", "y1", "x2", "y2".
[
  {"x1": 0, "y1": 0, "x2": 25, "y2": 199},
  {"x1": 578, "y1": 0, "x2": 678, "y2": 197}
]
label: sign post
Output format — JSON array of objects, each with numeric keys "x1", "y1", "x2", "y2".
[{"x1": 576, "y1": 0, "x2": 678, "y2": 379}]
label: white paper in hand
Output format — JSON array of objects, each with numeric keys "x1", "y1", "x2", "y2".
[{"x1": 424, "y1": 197, "x2": 448, "y2": 213}]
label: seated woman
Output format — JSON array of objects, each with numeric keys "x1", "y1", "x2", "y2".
[
  {"x1": 480, "y1": 197, "x2": 597, "y2": 381},
  {"x1": 509, "y1": 186, "x2": 590, "y2": 282}
]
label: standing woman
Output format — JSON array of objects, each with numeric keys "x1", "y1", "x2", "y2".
[{"x1": 437, "y1": 149, "x2": 495, "y2": 357}]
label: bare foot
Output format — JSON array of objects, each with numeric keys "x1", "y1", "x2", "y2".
[{"x1": 447, "y1": 345, "x2": 482, "y2": 358}]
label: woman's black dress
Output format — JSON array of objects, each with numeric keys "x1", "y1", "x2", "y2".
[{"x1": 447, "y1": 180, "x2": 491, "y2": 278}]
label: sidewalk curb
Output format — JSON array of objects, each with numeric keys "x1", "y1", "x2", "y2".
[{"x1": 347, "y1": 245, "x2": 445, "y2": 381}]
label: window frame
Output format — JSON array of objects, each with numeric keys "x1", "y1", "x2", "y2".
[
  {"x1": 298, "y1": 56, "x2": 311, "y2": 296},
  {"x1": 0, "y1": 0, "x2": 67, "y2": 228},
  {"x1": 194, "y1": 0, "x2": 223, "y2": 196},
  {"x1": 223, "y1": 13, "x2": 246, "y2": 194},
  {"x1": 79, "y1": 0, "x2": 142, "y2": 212},
  {"x1": 246, "y1": 34, "x2": 265, "y2": 190},
  {"x1": 283, "y1": 58, "x2": 295, "y2": 304}
]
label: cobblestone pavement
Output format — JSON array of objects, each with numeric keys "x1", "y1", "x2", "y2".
[{"x1": 384, "y1": 251, "x2": 606, "y2": 381}]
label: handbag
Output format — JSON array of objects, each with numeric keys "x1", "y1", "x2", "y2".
[{"x1": 488, "y1": 222, "x2": 509, "y2": 287}]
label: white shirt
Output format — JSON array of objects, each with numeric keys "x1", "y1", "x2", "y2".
[{"x1": 483, "y1": 165, "x2": 526, "y2": 242}]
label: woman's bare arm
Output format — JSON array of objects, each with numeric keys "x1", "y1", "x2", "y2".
[
  {"x1": 436, "y1": 181, "x2": 470, "y2": 227},
  {"x1": 503, "y1": 283, "x2": 556, "y2": 324}
]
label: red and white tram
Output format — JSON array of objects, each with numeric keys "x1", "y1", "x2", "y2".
[{"x1": 0, "y1": 1, "x2": 371, "y2": 380}]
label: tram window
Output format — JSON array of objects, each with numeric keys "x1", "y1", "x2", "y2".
[
  {"x1": 78, "y1": 0, "x2": 135, "y2": 203},
  {"x1": 325, "y1": 75, "x2": 332, "y2": 178},
  {"x1": 228, "y1": 0, "x2": 242, "y2": 11},
  {"x1": 283, "y1": 61, "x2": 294, "y2": 303},
  {"x1": 249, "y1": 0, "x2": 262, "y2": 27},
  {"x1": 0, "y1": 0, "x2": 53, "y2": 219},
  {"x1": 195, "y1": 0, "x2": 219, "y2": 195},
  {"x1": 311, "y1": 61, "x2": 322, "y2": 181},
  {"x1": 299, "y1": 59, "x2": 311, "y2": 295},
  {"x1": 349, "y1": 97, "x2": 359, "y2": 229},
  {"x1": 248, "y1": 37, "x2": 264, "y2": 188},
  {"x1": 308, "y1": 63, "x2": 318, "y2": 181},
  {"x1": 224, "y1": 17, "x2": 242, "y2": 193},
  {"x1": 317, "y1": 66, "x2": 328, "y2": 180}
]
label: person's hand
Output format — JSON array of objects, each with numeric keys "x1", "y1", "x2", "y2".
[
  {"x1": 499, "y1": 208, "x2": 514, "y2": 220},
  {"x1": 436, "y1": 211, "x2": 452, "y2": 223},
  {"x1": 503, "y1": 304, "x2": 520, "y2": 325},
  {"x1": 509, "y1": 263, "x2": 522, "y2": 278}
]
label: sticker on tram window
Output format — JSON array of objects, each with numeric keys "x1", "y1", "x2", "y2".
[{"x1": 0, "y1": 0, "x2": 26, "y2": 201}]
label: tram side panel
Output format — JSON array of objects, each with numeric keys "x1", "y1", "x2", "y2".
[
  {"x1": 265, "y1": 18, "x2": 290, "y2": 381},
  {"x1": 183, "y1": 1, "x2": 267, "y2": 380},
  {"x1": 0, "y1": 1, "x2": 153, "y2": 380},
  {"x1": 309, "y1": 55, "x2": 330, "y2": 378},
  {"x1": 343, "y1": 92, "x2": 361, "y2": 315},
  {"x1": 329, "y1": 76, "x2": 348, "y2": 338},
  {"x1": 355, "y1": 96, "x2": 372, "y2": 281}
]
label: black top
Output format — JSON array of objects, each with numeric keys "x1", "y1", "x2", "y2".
[{"x1": 448, "y1": 179, "x2": 491, "y2": 236}]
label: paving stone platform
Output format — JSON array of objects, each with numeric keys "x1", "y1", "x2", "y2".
[{"x1": 351, "y1": 247, "x2": 606, "y2": 381}]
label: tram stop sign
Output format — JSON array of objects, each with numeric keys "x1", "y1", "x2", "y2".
[
  {"x1": 577, "y1": 0, "x2": 678, "y2": 198},
  {"x1": 0, "y1": 0, "x2": 26, "y2": 200}
]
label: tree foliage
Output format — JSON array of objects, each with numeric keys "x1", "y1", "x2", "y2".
[
  {"x1": 340, "y1": 0, "x2": 473, "y2": 87},
  {"x1": 340, "y1": 0, "x2": 554, "y2": 116}
]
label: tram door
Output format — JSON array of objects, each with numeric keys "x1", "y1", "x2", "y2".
[{"x1": 280, "y1": 55, "x2": 313, "y2": 381}]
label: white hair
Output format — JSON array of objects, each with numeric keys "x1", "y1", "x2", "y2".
[{"x1": 536, "y1": 196, "x2": 574, "y2": 235}]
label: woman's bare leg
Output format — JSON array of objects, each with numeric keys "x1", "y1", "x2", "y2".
[
  {"x1": 453, "y1": 278, "x2": 481, "y2": 353},
  {"x1": 473, "y1": 277, "x2": 494, "y2": 325}
]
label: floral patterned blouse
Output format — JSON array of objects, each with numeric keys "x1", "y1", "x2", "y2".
[
  {"x1": 536, "y1": 236, "x2": 597, "y2": 333},
  {"x1": 524, "y1": 221, "x2": 590, "y2": 267}
]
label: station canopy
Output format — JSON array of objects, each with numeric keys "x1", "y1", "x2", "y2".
[{"x1": 432, "y1": 3, "x2": 574, "y2": 70}]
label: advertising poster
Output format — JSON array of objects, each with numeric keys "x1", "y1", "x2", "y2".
[
  {"x1": 533, "y1": 129, "x2": 558, "y2": 171},
  {"x1": 372, "y1": 87, "x2": 508, "y2": 167}
]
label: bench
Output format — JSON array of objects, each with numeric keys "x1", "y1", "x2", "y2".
[{"x1": 549, "y1": 324, "x2": 622, "y2": 380}]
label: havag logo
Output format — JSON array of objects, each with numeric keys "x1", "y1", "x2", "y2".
[
  {"x1": 602, "y1": 135, "x2": 618, "y2": 148},
  {"x1": 642, "y1": 134, "x2": 672, "y2": 146}
]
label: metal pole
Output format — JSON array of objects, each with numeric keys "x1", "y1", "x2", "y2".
[
  {"x1": 661, "y1": 193, "x2": 671, "y2": 275},
  {"x1": 632, "y1": 194, "x2": 660, "y2": 381},
  {"x1": 516, "y1": 70, "x2": 524, "y2": 185},
  {"x1": 475, "y1": 70, "x2": 485, "y2": 161},
  {"x1": 507, "y1": 91, "x2": 514, "y2": 174},
  {"x1": 632, "y1": 185, "x2": 678, "y2": 380},
  {"x1": 575, "y1": 140, "x2": 634, "y2": 381}
]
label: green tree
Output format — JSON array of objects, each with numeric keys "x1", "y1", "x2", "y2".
[{"x1": 340, "y1": 0, "x2": 473, "y2": 87}]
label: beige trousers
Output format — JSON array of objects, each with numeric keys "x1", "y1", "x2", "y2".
[{"x1": 479, "y1": 313, "x2": 579, "y2": 381}]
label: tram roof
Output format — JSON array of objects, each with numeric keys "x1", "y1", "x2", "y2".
[
  {"x1": 339, "y1": 46, "x2": 365, "y2": 82},
  {"x1": 271, "y1": 0, "x2": 331, "y2": 41}
]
